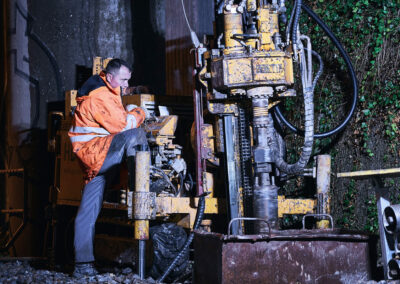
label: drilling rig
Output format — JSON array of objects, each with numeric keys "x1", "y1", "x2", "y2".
[
  {"x1": 187, "y1": 1, "x2": 373, "y2": 283},
  {"x1": 192, "y1": 0, "x2": 358, "y2": 233}
]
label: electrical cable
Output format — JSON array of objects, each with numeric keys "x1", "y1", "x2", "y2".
[
  {"x1": 157, "y1": 195, "x2": 206, "y2": 283},
  {"x1": 176, "y1": 172, "x2": 184, "y2": 197},
  {"x1": 180, "y1": 0, "x2": 200, "y2": 48},
  {"x1": 186, "y1": 172, "x2": 194, "y2": 192},
  {"x1": 274, "y1": 3, "x2": 358, "y2": 138}
]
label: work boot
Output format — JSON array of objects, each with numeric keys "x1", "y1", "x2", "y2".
[{"x1": 72, "y1": 262, "x2": 98, "y2": 277}]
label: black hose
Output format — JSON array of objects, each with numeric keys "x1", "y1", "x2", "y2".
[
  {"x1": 175, "y1": 172, "x2": 184, "y2": 197},
  {"x1": 292, "y1": 0, "x2": 302, "y2": 50},
  {"x1": 157, "y1": 195, "x2": 206, "y2": 283},
  {"x1": 274, "y1": 3, "x2": 358, "y2": 138},
  {"x1": 187, "y1": 173, "x2": 194, "y2": 192}
]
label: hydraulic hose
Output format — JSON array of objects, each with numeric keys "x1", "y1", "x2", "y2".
[
  {"x1": 291, "y1": 0, "x2": 302, "y2": 60},
  {"x1": 275, "y1": 3, "x2": 358, "y2": 138},
  {"x1": 274, "y1": 34, "x2": 317, "y2": 175},
  {"x1": 275, "y1": 89, "x2": 313, "y2": 174},
  {"x1": 157, "y1": 195, "x2": 206, "y2": 283}
]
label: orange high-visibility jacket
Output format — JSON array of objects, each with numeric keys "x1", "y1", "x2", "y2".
[{"x1": 68, "y1": 72, "x2": 145, "y2": 182}]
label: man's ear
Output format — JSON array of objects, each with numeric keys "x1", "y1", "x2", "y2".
[{"x1": 106, "y1": 72, "x2": 113, "y2": 83}]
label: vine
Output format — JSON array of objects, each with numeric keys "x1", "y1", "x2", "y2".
[{"x1": 282, "y1": 0, "x2": 400, "y2": 232}]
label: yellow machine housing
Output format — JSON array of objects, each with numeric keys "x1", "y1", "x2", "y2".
[{"x1": 210, "y1": 5, "x2": 293, "y2": 91}]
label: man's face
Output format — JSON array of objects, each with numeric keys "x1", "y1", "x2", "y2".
[{"x1": 106, "y1": 66, "x2": 131, "y2": 89}]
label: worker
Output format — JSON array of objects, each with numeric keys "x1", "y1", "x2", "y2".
[{"x1": 68, "y1": 58, "x2": 148, "y2": 277}]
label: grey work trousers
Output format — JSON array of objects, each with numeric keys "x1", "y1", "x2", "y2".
[{"x1": 74, "y1": 128, "x2": 147, "y2": 263}]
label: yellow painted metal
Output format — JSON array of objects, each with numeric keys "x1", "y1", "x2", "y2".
[
  {"x1": 200, "y1": 124, "x2": 216, "y2": 161},
  {"x1": 316, "y1": 155, "x2": 331, "y2": 229},
  {"x1": 225, "y1": 57, "x2": 253, "y2": 84},
  {"x1": 57, "y1": 123, "x2": 85, "y2": 203},
  {"x1": 156, "y1": 196, "x2": 221, "y2": 228},
  {"x1": 207, "y1": 102, "x2": 238, "y2": 115},
  {"x1": 65, "y1": 90, "x2": 77, "y2": 119},
  {"x1": 214, "y1": 51, "x2": 294, "y2": 88},
  {"x1": 92, "y1": 56, "x2": 112, "y2": 75},
  {"x1": 134, "y1": 220, "x2": 149, "y2": 240},
  {"x1": 284, "y1": 57, "x2": 294, "y2": 84},
  {"x1": 147, "y1": 190, "x2": 315, "y2": 223},
  {"x1": 144, "y1": 115, "x2": 178, "y2": 147},
  {"x1": 149, "y1": 116, "x2": 177, "y2": 137},
  {"x1": 135, "y1": 152, "x2": 150, "y2": 193},
  {"x1": 268, "y1": 101, "x2": 280, "y2": 109},
  {"x1": 247, "y1": 0, "x2": 257, "y2": 12},
  {"x1": 224, "y1": 9, "x2": 244, "y2": 54},
  {"x1": 246, "y1": 38, "x2": 258, "y2": 50},
  {"x1": 134, "y1": 151, "x2": 150, "y2": 240},
  {"x1": 122, "y1": 94, "x2": 155, "y2": 107},
  {"x1": 277, "y1": 196, "x2": 316, "y2": 218},
  {"x1": 337, "y1": 168, "x2": 400, "y2": 178},
  {"x1": 92, "y1": 57, "x2": 103, "y2": 75},
  {"x1": 253, "y1": 56, "x2": 286, "y2": 81},
  {"x1": 203, "y1": 172, "x2": 214, "y2": 197},
  {"x1": 258, "y1": 7, "x2": 279, "y2": 51}
]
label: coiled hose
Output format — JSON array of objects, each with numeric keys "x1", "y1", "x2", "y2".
[
  {"x1": 275, "y1": 3, "x2": 358, "y2": 138},
  {"x1": 157, "y1": 195, "x2": 206, "y2": 283},
  {"x1": 274, "y1": 27, "x2": 324, "y2": 175}
]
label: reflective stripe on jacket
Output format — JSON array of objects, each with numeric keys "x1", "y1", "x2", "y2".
[{"x1": 68, "y1": 72, "x2": 145, "y2": 183}]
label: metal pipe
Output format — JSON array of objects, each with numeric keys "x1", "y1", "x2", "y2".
[
  {"x1": 316, "y1": 155, "x2": 331, "y2": 229},
  {"x1": 193, "y1": 90, "x2": 204, "y2": 196},
  {"x1": 138, "y1": 240, "x2": 146, "y2": 279},
  {"x1": 248, "y1": 87, "x2": 279, "y2": 231},
  {"x1": 134, "y1": 151, "x2": 150, "y2": 280}
]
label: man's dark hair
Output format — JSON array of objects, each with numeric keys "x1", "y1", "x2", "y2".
[{"x1": 104, "y1": 58, "x2": 131, "y2": 75}]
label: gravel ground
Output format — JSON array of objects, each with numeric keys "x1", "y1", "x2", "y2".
[
  {"x1": 0, "y1": 259, "x2": 396, "y2": 283},
  {"x1": 0, "y1": 260, "x2": 156, "y2": 284}
]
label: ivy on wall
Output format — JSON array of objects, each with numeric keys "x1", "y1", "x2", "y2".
[{"x1": 281, "y1": 0, "x2": 400, "y2": 232}]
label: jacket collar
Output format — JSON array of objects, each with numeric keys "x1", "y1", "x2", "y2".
[{"x1": 99, "y1": 71, "x2": 121, "y2": 97}]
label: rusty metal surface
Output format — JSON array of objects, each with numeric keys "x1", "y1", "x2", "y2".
[{"x1": 194, "y1": 230, "x2": 376, "y2": 284}]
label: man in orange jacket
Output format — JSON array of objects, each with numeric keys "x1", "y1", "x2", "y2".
[{"x1": 69, "y1": 59, "x2": 148, "y2": 277}]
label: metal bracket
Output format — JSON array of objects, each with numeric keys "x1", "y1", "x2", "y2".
[
  {"x1": 228, "y1": 217, "x2": 271, "y2": 237},
  {"x1": 302, "y1": 213, "x2": 334, "y2": 230},
  {"x1": 133, "y1": 192, "x2": 156, "y2": 220}
]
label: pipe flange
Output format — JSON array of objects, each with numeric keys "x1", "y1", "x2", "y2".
[{"x1": 247, "y1": 87, "x2": 274, "y2": 98}]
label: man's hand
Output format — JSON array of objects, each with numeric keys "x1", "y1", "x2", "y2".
[
  {"x1": 141, "y1": 106, "x2": 151, "y2": 119},
  {"x1": 125, "y1": 104, "x2": 138, "y2": 112},
  {"x1": 126, "y1": 104, "x2": 151, "y2": 119}
]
